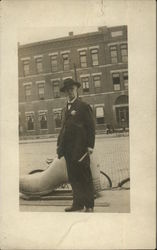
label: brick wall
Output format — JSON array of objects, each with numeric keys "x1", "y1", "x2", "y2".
[{"x1": 18, "y1": 25, "x2": 129, "y2": 137}]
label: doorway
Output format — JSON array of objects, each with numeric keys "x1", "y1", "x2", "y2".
[{"x1": 116, "y1": 106, "x2": 129, "y2": 128}]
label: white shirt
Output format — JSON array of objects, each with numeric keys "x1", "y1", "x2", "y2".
[{"x1": 67, "y1": 97, "x2": 77, "y2": 110}]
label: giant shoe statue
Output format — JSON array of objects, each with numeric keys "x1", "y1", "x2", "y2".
[{"x1": 20, "y1": 151, "x2": 101, "y2": 196}]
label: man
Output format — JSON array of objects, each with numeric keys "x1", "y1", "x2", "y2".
[{"x1": 57, "y1": 78, "x2": 95, "y2": 212}]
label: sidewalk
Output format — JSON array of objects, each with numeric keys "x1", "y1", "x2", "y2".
[
  {"x1": 20, "y1": 189, "x2": 130, "y2": 213},
  {"x1": 19, "y1": 132, "x2": 129, "y2": 144}
]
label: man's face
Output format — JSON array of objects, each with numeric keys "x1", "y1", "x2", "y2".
[{"x1": 65, "y1": 85, "x2": 78, "y2": 101}]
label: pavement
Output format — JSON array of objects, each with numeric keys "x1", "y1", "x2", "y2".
[
  {"x1": 19, "y1": 132, "x2": 129, "y2": 144},
  {"x1": 20, "y1": 189, "x2": 130, "y2": 213},
  {"x1": 19, "y1": 136, "x2": 129, "y2": 187},
  {"x1": 19, "y1": 135, "x2": 130, "y2": 213}
]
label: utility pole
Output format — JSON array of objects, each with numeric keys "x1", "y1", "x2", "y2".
[
  {"x1": 73, "y1": 63, "x2": 79, "y2": 98},
  {"x1": 73, "y1": 63, "x2": 78, "y2": 82}
]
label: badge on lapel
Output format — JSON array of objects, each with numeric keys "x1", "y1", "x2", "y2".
[{"x1": 71, "y1": 110, "x2": 77, "y2": 116}]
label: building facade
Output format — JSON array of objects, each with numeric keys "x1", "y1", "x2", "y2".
[{"x1": 18, "y1": 25, "x2": 129, "y2": 137}]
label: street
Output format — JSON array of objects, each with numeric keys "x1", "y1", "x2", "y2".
[
  {"x1": 19, "y1": 135, "x2": 130, "y2": 212},
  {"x1": 19, "y1": 135, "x2": 129, "y2": 188}
]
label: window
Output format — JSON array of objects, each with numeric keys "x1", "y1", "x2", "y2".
[
  {"x1": 25, "y1": 84, "x2": 31, "y2": 101},
  {"x1": 91, "y1": 49, "x2": 99, "y2": 66},
  {"x1": 23, "y1": 60, "x2": 30, "y2": 76},
  {"x1": 26, "y1": 114, "x2": 34, "y2": 130},
  {"x1": 39, "y1": 112, "x2": 47, "y2": 129},
  {"x1": 111, "y1": 30, "x2": 123, "y2": 37},
  {"x1": 38, "y1": 83, "x2": 45, "y2": 100},
  {"x1": 82, "y1": 77, "x2": 89, "y2": 93},
  {"x1": 110, "y1": 46, "x2": 118, "y2": 64},
  {"x1": 35, "y1": 57, "x2": 43, "y2": 73},
  {"x1": 112, "y1": 73, "x2": 120, "y2": 91},
  {"x1": 62, "y1": 53, "x2": 70, "y2": 71},
  {"x1": 53, "y1": 109, "x2": 62, "y2": 128},
  {"x1": 123, "y1": 72, "x2": 128, "y2": 89},
  {"x1": 93, "y1": 75, "x2": 101, "y2": 92},
  {"x1": 50, "y1": 55, "x2": 58, "y2": 71},
  {"x1": 79, "y1": 51, "x2": 87, "y2": 68},
  {"x1": 96, "y1": 106, "x2": 105, "y2": 124},
  {"x1": 52, "y1": 81, "x2": 60, "y2": 98},
  {"x1": 121, "y1": 44, "x2": 128, "y2": 63}
]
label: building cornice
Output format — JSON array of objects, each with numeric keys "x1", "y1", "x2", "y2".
[{"x1": 18, "y1": 25, "x2": 127, "y2": 49}]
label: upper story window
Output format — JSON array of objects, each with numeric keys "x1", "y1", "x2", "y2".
[
  {"x1": 62, "y1": 53, "x2": 70, "y2": 71},
  {"x1": 111, "y1": 30, "x2": 123, "y2": 37},
  {"x1": 53, "y1": 109, "x2": 62, "y2": 128},
  {"x1": 23, "y1": 60, "x2": 30, "y2": 76},
  {"x1": 52, "y1": 80, "x2": 60, "y2": 98},
  {"x1": 112, "y1": 73, "x2": 120, "y2": 91},
  {"x1": 35, "y1": 57, "x2": 43, "y2": 73},
  {"x1": 50, "y1": 54, "x2": 58, "y2": 72},
  {"x1": 110, "y1": 46, "x2": 118, "y2": 64},
  {"x1": 81, "y1": 77, "x2": 89, "y2": 93},
  {"x1": 38, "y1": 82, "x2": 45, "y2": 100},
  {"x1": 123, "y1": 72, "x2": 128, "y2": 89},
  {"x1": 25, "y1": 112, "x2": 34, "y2": 131},
  {"x1": 24, "y1": 84, "x2": 31, "y2": 101},
  {"x1": 38, "y1": 111, "x2": 48, "y2": 129},
  {"x1": 91, "y1": 49, "x2": 99, "y2": 66},
  {"x1": 95, "y1": 106, "x2": 105, "y2": 124},
  {"x1": 121, "y1": 44, "x2": 128, "y2": 63},
  {"x1": 93, "y1": 75, "x2": 101, "y2": 88},
  {"x1": 79, "y1": 51, "x2": 87, "y2": 68}
]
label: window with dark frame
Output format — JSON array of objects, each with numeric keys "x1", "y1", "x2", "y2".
[
  {"x1": 26, "y1": 114, "x2": 34, "y2": 130},
  {"x1": 81, "y1": 77, "x2": 89, "y2": 93},
  {"x1": 53, "y1": 81, "x2": 60, "y2": 98},
  {"x1": 25, "y1": 85, "x2": 31, "y2": 101},
  {"x1": 23, "y1": 60, "x2": 30, "y2": 76},
  {"x1": 53, "y1": 109, "x2": 62, "y2": 128},
  {"x1": 123, "y1": 72, "x2": 128, "y2": 89},
  {"x1": 93, "y1": 75, "x2": 101, "y2": 92},
  {"x1": 38, "y1": 83, "x2": 45, "y2": 100},
  {"x1": 91, "y1": 49, "x2": 99, "y2": 66},
  {"x1": 96, "y1": 106, "x2": 105, "y2": 124},
  {"x1": 35, "y1": 57, "x2": 43, "y2": 73},
  {"x1": 39, "y1": 113, "x2": 47, "y2": 129},
  {"x1": 62, "y1": 53, "x2": 70, "y2": 71},
  {"x1": 50, "y1": 55, "x2": 58, "y2": 72},
  {"x1": 110, "y1": 46, "x2": 118, "y2": 64},
  {"x1": 79, "y1": 51, "x2": 87, "y2": 68},
  {"x1": 121, "y1": 44, "x2": 128, "y2": 63},
  {"x1": 112, "y1": 73, "x2": 121, "y2": 91}
]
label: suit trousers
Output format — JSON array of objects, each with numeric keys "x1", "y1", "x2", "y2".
[{"x1": 64, "y1": 153, "x2": 94, "y2": 209}]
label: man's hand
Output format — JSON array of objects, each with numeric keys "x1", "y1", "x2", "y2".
[{"x1": 87, "y1": 147, "x2": 93, "y2": 154}]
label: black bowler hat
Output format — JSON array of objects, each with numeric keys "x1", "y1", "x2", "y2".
[{"x1": 60, "y1": 78, "x2": 81, "y2": 92}]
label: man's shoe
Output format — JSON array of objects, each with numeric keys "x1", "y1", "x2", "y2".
[
  {"x1": 85, "y1": 207, "x2": 94, "y2": 212},
  {"x1": 65, "y1": 206, "x2": 84, "y2": 212}
]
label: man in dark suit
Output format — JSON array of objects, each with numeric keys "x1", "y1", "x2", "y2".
[{"x1": 57, "y1": 78, "x2": 95, "y2": 212}]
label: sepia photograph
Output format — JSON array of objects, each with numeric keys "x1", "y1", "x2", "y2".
[{"x1": 18, "y1": 25, "x2": 130, "y2": 213}]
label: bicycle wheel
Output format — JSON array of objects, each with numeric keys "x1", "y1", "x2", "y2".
[
  {"x1": 100, "y1": 170, "x2": 112, "y2": 189},
  {"x1": 118, "y1": 178, "x2": 130, "y2": 189}
]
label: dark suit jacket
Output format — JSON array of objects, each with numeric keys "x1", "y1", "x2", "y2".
[{"x1": 57, "y1": 98, "x2": 95, "y2": 163}]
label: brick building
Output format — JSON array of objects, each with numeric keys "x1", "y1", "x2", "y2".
[{"x1": 18, "y1": 25, "x2": 129, "y2": 137}]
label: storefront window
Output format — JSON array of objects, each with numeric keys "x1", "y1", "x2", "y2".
[
  {"x1": 53, "y1": 109, "x2": 62, "y2": 128},
  {"x1": 39, "y1": 112, "x2": 47, "y2": 129},
  {"x1": 96, "y1": 106, "x2": 105, "y2": 124},
  {"x1": 26, "y1": 114, "x2": 34, "y2": 130}
]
